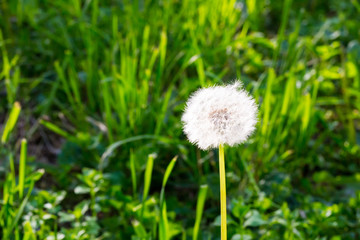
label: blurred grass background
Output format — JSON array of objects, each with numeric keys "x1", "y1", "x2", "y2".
[{"x1": 1, "y1": 0, "x2": 360, "y2": 239}]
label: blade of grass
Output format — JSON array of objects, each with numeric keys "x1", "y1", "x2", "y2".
[
  {"x1": 193, "y1": 184, "x2": 208, "y2": 240},
  {"x1": 301, "y1": 93, "x2": 311, "y2": 133},
  {"x1": 1, "y1": 101, "x2": 21, "y2": 144},
  {"x1": 140, "y1": 25, "x2": 150, "y2": 77},
  {"x1": 132, "y1": 219, "x2": 147, "y2": 238},
  {"x1": 100, "y1": 135, "x2": 156, "y2": 170},
  {"x1": 99, "y1": 74, "x2": 114, "y2": 143},
  {"x1": 159, "y1": 156, "x2": 177, "y2": 240},
  {"x1": 39, "y1": 119, "x2": 78, "y2": 143},
  {"x1": 64, "y1": 51, "x2": 82, "y2": 113},
  {"x1": 0, "y1": 29, "x2": 15, "y2": 104},
  {"x1": 9, "y1": 154, "x2": 16, "y2": 205},
  {"x1": 54, "y1": 61, "x2": 76, "y2": 109},
  {"x1": 141, "y1": 154, "x2": 155, "y2": 219},
  {"x1": 155, "y1": 84, "x2": 173, "y2": 135},
  {"x1": 0, "y1": 174, "x2": 13, "y2": 236},
  {"x1": 130, "y1": 149, "x2": 137, "y2": 197},
  {"x1": 261, "y1": 68, "x2": 275, "y2": 137},
  {"x1": 19, "y1": 139, "x2": 27, "y2": 199},
  {"x1": 342, "y1": 50, "x2": 356, "y2": 144},
  {"x1": 281, "y1": 74, "x2": 295, "y2": 116},
  {"x1": 273, "y1": 0, "x2": 293, "y2": 69},
  {"x1": 159, "y1": 201, "x2": 169, "y2": 240},
  {"x1": 161, "y1": 156, "x2": 178, "y2": 190},
  {"x1": 7, "y1": 181, "x2": 35, "y2": 238},
  {"x1": 23, "y1": 221, "x2": 36, "y2": 240},
  {"x1": 155, "y1": 30, "x2": 167, "y2": 97}
]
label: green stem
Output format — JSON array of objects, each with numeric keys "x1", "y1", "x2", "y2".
[{"x1": 219, "y1": 144, "x2": 227, "y2": 240}]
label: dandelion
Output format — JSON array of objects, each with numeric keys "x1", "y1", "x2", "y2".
[{"x1": 182, "y1": 81, "x2": 258, "y2": 240}]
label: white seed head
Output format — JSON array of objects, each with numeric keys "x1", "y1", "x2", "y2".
[{"x1": 181, "y1": 81, "x2": 258, "y2": 150}]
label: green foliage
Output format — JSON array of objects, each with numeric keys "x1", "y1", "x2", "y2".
[{"x1": 1, "y1": 0, "x2": 360, "y2": 239}]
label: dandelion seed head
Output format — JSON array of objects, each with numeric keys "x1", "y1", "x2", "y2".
[{"x1": 181, "y1": 81, "x2": 258, "y2": 150}]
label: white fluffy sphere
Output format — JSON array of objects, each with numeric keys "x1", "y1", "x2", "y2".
[{"x1": 182, "y1": 81, "x2": 258, "y2": 150}]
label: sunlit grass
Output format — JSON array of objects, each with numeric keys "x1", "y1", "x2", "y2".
[{"x1": 1, "y1": 0, "x2": 360, "y2": 239}]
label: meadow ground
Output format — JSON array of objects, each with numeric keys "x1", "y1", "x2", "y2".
[{"x1": 1, "y1": 0, "x2": 360, "y2": 239}]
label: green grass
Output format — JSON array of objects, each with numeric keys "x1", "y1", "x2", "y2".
[{"x1": 1, "y1": 0, "x2": 360, "y2": 239}]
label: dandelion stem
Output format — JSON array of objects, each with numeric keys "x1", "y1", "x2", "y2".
[{"x1": 219, "y1": 144, "x2": 227, "y2": 240}]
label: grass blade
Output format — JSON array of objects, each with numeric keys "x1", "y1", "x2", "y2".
[
  {"x1": 1, "y1": 101, "x2": 21, "y2": 143},
  {"x1": 301, "y1": 93, "x2": 311, "y2": 133},
  {"x1": 132, "y1": 219, "x2": 147, "y2": 238},
  {"x1": 130, "y1": 150, "x2": 137, "y2": 197},
  {"x1": 273, "y1": 0, "x2": 293, "y2": 68},
  {"x1": 261, "y1": 68, "x2": 275, "y2": 136},
  {"x1": 155, "y1": 84, "x2": 173, "y2": 135},
  {"x1": 19, "y1": 139, "x2": 27, "y2": 199},
  {"x1": 162, "y1": 156, "x2": 178, "y2": 189},
  {"x1": 193, "y1": 184, "x2": 208, "y2": 240},
  {"x1": 159, "y1": 156, "x2": 177, "y2": 240},
  {"x1": 8, "y1": 181, "x2": 34, "y2": 237},
  {"x1": 39, "y1": 119, "x2": 77, "y2": 142},
  {"x1": 155, "y1": 30, "x2": 167, "y2": 97},
  {"x1": 141, "y1": 154, "x2": 155, "y2": 219},
  {"x1": 159, "y1": 201, "x2": 169, "y2": 240},
  {"x1": 100, "y1": 135, "x2": 157, "y2": 170}
]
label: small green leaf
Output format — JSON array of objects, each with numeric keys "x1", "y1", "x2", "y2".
[
  {"x1": 244, "y1": 210, "x2": 267, "y2": 227},
  {"x1": 231, "y1": 234, "x2": 252, "y2": 240},
  {"x1": 74, "y1": 185, "x2": 91, "y2": 194},
  {"x1": 58, "y1": 212, "x2": 75, "y2": 223}
]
